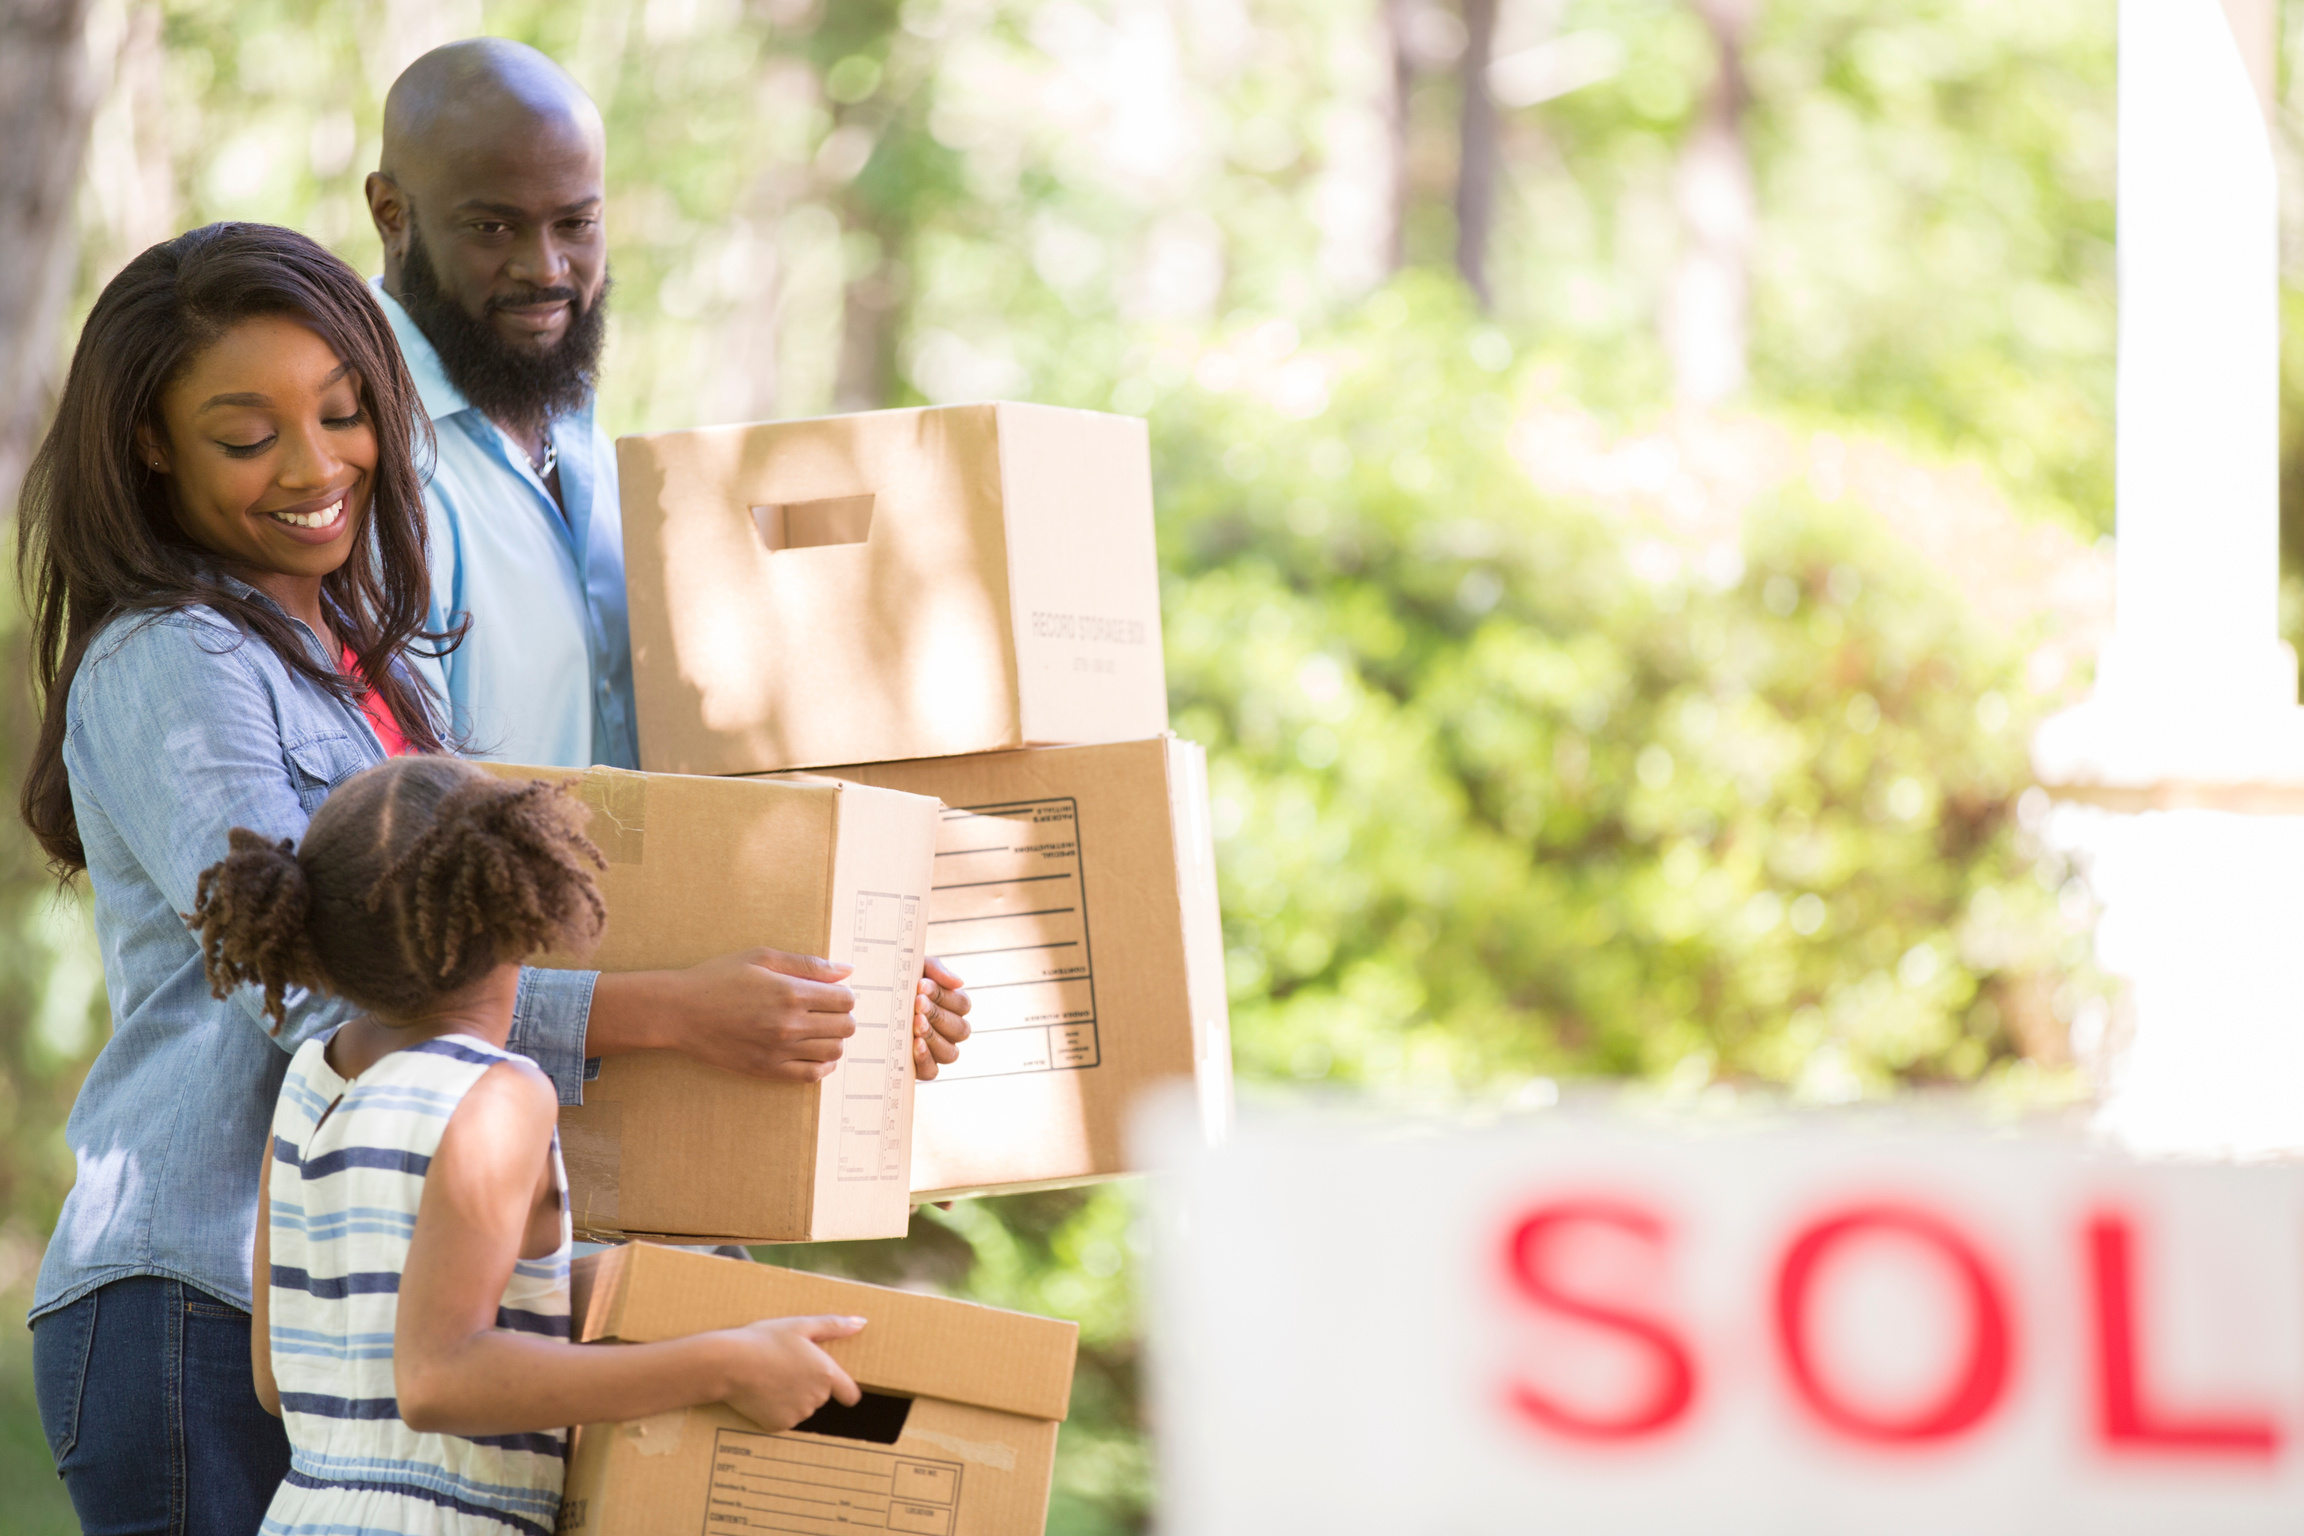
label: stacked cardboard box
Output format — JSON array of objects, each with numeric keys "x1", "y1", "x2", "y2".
[
  {"x1": 619, "y1": 401, "x2": 1234, "y2": 1207},
  {"x1": 479, "y1": 763, "x2": 940, "y2": 1244},
  {"x1": 561, "y1": 1244, "x2": 1078, "y2": 1536},
  {"x1": 543, "y1": 400, "x2": 1224, "y2": 1528},
  {"x1": 807, "y1": 737, "x2": 1231, "y2": 1200}
]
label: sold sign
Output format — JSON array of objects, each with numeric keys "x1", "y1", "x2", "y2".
[{"x1": 1147, "y1": 1111, "x2": 2304, "y2": 1535}]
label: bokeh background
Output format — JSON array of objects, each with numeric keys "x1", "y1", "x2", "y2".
[{"x1": 11, "y1": 0, "x2": 2304, "y2": 1529}]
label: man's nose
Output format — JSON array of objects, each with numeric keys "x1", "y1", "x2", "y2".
[{"x1": 505, "y1": 227, "x2": 572, "y2": 292}]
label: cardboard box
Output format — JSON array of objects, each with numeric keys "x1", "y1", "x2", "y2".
[
  {"x1": 480, "y1": 764, "x2": 939, "y2": 1244},
  {"x1": 801, "y1": 736, "x2": 1233, "y2": 1201},
  {"x1": 559, "y1": 1243, "x2": 1077, "y2": 1536},
  {"x1": 619, "y1": 402, "x2": 1169, "y2": 776}
]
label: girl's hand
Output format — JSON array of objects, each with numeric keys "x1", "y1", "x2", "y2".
[{"x1": 717, "y1": 1314, "x2": 867, "y2": 1431}]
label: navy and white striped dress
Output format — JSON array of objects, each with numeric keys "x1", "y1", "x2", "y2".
[{"x1": 264, "y1": 1032, "x2": 570, "y2": 1535}]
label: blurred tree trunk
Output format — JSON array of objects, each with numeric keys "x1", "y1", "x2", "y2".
[
  {"x1": 833, "y1": 201, "x2": 903, "y2": 411},
  {"x1": 1380, "y1": 0, "x2": 1417, "y2": 273},
  {"x1": 0, "y1": 0, "x2": 104, "y2": 518},
  {"x1": 1454, "y1": 0, "x2": 1499, "y2": 307},
  {"x1": 1666, "y1": 0, "x2": 1759, "y2": 404}
]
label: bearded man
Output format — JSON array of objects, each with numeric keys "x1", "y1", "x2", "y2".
[
  {"x1": 365, "y1": 39, "x2": 971, "y2": 1081},
  {"x1": 366, "y1": 38, "x2": 629, "y2": 771}
]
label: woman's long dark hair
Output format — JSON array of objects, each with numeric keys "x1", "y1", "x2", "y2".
[{"x1": 18, "y1": 222, "x2": 460, "y2": 873}]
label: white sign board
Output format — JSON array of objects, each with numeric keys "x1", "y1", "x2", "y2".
[{"x1": 1146, "y1": 1109, "x2": 2304, "y2": 1534}]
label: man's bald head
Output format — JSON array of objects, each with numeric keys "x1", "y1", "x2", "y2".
[
  {"x1": 367, "y1": 39, "x2": 610, "y2": 434},
  {"x1": 380, "y1": 38, "x2": 603, "y2": 187}
]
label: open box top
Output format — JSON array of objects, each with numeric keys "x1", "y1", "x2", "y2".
[{"x1": 571, "y1": 1242, "x2": 1077, "y2": 1424}]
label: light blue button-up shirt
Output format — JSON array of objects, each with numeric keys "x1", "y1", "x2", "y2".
[
  {"x1": 32, "y1": 583, "x2": 598, "y2": 1322},
  {"x1": 373, "y1": 281, "x2": 638, "y2": 771}
]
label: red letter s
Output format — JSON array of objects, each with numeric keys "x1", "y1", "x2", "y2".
[{"x1": 1502, "y1": 1200, "x2": 1697, "y2": 1441}]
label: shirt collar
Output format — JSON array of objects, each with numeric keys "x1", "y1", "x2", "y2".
[{"x1": 371, "y1": 277, "x2": 477, "y2": 423}]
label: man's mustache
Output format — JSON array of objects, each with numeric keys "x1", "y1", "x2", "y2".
[{"x1": 485, "y1": 286, "x2": 583, "y2": 313}]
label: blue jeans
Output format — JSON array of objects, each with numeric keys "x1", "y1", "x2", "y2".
[{"x1": 32, "y1": 1276, "x2": 291, "y2": 1535}]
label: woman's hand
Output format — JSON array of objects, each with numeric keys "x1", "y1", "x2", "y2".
[
  {"x1": 713, "y1": 1315, "x2": 866, "y2": 1431},
  {"x1": 911, "y1": 957, "x2": 971, "y2": 1081},
  {"x1": 588, "y1": 949, "x2": 857, "y2": 1081}
]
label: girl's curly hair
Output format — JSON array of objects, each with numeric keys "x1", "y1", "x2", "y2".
[{"x1": 185, "y1": 758, "x2": 606, "y2": 1028}]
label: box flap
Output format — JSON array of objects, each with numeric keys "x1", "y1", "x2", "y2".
[{"x1": 573, "y1": 1243, "x2": 1078, "y2": 1422}]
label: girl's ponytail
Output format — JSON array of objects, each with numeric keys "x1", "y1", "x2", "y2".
[
  {"x1": 186, "y1": 830, "x2": 324, "y2": 1029},
  {"x1": 374, "y1": 776, "x2": 606, "y2": 984},
  {"x1": 185, "y1": 760, "x2": 605, "y2": 1029}
]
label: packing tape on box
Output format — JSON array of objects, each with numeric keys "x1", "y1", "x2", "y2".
[
  {"x1": 561, "y1": 1102, "x2": 622, "y2": 1231},
  {"x1": 908, "y1": 1427, "x2": 1019, "y2": 1472},
  {"x1": 577, "y1": 767, "x2": 648, "y2": 865},
  {"x1": 620, "y1": 1409, "x2": 688, "y2": 1457}
]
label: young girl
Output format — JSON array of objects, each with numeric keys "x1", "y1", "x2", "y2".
[{"x1": 191, "y1": 756, "x2": 866, "y2": 1530}]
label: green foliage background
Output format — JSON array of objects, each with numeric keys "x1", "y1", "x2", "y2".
[{"x1": 0, "y1": 0, "x2": 2198, "y2": 1529}]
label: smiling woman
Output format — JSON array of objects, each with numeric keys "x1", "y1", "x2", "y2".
[
  {"x1": 19, "y1": 222, "x2": 449, "y2": 872},
  {"x1": 5, "y1": 222, "x2": 490, "y2": 1531}
]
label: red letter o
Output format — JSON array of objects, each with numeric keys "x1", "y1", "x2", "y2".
[{"x1": 1775, "y1": 1204, "x2": 2012, "y2": 1444}]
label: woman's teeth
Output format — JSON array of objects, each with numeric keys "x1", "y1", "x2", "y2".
[{"x1": 270, "y1": 499, "x2": 342, "y2": 530}]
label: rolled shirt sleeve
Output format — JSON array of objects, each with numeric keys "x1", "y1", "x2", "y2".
[{"x1": 510, "y1": 965, "x2": 600, "y2": 1105}]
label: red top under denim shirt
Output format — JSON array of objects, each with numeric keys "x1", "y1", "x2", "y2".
[{"x1": 343, "y1": 647, "x2": 409, "y2": 756}]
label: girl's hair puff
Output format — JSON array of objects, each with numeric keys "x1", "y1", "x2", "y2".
[{"x1": 186, "y1": 758, "x2": 606, "y2": 1027}]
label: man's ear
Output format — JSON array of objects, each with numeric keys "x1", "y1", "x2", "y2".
[{"x1": 366, "y1": 172, "x2": 411, "y2": 264}]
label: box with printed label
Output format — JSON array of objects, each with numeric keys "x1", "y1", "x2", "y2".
[
  {"x1": 557, "y1": 1243, "x2": 1078, "y2": 1536},
  {"x1": 480, "y1": 764, "x2": 939, "y2": 1244},
  {"x1": 618, "y1": 401, "x2": 1168, "y2": 776},
  {"x1": 797, "y1": 736, "x2": 1232, "y2": 1201}
]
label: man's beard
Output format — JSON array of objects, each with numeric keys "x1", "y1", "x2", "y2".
[{"x1": 397, "y1": 222, "x2": 609, "y2": 427}]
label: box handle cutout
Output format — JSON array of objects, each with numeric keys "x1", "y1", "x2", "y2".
[
  {"x1": 752, "y1": 494, "x2": 875, "y2": 553},
  {"x1": 791, "y1": 1388, "x2": 914, "y2": 1445}
]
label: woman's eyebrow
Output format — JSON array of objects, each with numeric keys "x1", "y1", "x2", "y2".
[{"x1": 195, "y1": 364, "x2": 352, "y2": 415}]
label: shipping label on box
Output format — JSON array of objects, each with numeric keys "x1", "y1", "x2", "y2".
[
  {"x1": 798, "y1": 736, "x2": 1232, "y2": 1200},
  {"x1": 619, "y1": 401, "x2": 1168, "y2": 776},
  {"x1": 1147, "y1": 1105, "x2": 2304, "y2": 1536},
  {"x1": 479, "y1": 765, "x2": 939, "y2": 1243},
  {"x1": 559, "y1": 1244, "x2": 1077, "y2": 1536}
]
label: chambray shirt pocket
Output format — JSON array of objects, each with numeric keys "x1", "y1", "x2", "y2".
[{"x1": 282, "y1": 732, "x2": 369, "y2": 817}]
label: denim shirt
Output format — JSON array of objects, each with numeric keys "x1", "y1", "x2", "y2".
[{"x1": 31, "y1": 587, "x2": 598, "y2": 1322}]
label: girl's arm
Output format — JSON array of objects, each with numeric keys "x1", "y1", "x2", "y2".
[
  {"x1": 394, "y1": 1059, "x2": 865, "y2": 1435},
  {"x1": 252, "y1": 1162, "x2": 281, "y2": 1415}
]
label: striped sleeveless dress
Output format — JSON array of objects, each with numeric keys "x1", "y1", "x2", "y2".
[{"x1": 263, "y1": 1032, "x2": 570, "y2": 1536}]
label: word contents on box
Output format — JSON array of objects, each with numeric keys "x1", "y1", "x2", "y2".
[
  {"x1": 840, "y1": 891, "x2": 921, "y2": 1183},
  {"x1": 705, "y1": 1429, "x2": 962, "y2": 1536},
  {"x1": 926, "y1": 800, "x2": 1099, "y2": 1080}
]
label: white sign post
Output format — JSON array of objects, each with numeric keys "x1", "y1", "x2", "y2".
[{"x1": 1147, "y1": 1109, "x2": 2304, "y2": 1534}]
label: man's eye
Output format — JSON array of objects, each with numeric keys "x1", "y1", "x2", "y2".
[
  {"x1": 219, "y1": 437, "x2": 275, "y2": 459},
  {"x1": 561, "y1": 218, "x2": 598, "y2": 234},
  {"x1": 471, "y1": 222, "x2": 511, "y2": 237}
]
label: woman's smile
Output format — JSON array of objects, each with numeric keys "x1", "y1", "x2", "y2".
[{"x1": 258, "y1": 483, "x2": 359, "y2": 545}]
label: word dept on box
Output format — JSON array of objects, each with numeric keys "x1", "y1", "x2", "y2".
[{"x1": 1148, "y1": 1107, "x2": 2304, "y2": 1536}]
